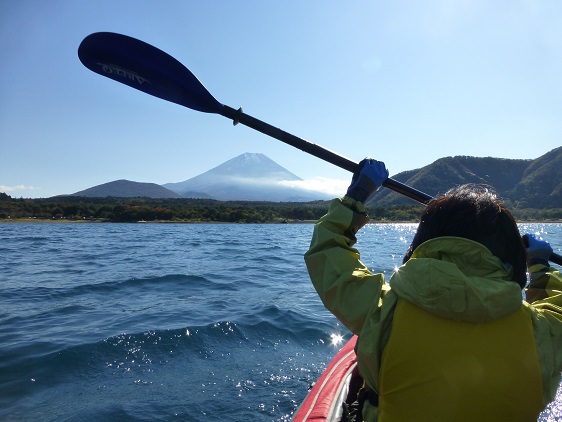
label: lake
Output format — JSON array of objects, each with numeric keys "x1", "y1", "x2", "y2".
[{"x1": 1, "y1": 221, "x2": 561, "y2": 421}]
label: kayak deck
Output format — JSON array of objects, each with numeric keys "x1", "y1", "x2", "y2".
[{"x1": 292, "y1": 336, "x2": 358, "y2": 422}]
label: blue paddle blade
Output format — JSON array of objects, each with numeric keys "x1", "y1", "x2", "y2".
[{"x1": 78, "y1": 32, "x2": 224, "y2": 114}]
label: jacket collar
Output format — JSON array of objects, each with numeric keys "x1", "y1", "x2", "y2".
[{"x1": 389, "y1": 237, "x2": 522, "y2": 323}]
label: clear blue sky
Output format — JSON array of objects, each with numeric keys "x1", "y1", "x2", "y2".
[{"x1": 1, "y1": 1, "x2": 561, "y2": 198}]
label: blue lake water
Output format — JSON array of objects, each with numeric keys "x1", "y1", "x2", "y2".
[{"x1": 1, "y1": 221, "x2": 561, "y2": 421}]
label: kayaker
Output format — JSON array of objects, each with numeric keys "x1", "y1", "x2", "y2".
[{"x1": 304, "y1": 158, "x2": 562, "y2": 421}]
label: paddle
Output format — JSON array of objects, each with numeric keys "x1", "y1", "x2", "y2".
[
  {"x1": 77, "y1": 31, "x2": 432, "y2": 205},
  {"x1": 78, "y1": 32, "x2": 562, "y2": 266}
]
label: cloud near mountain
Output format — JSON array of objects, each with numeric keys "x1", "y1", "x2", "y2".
[
  {"x1": 0, "y1": 185, "x2": 37, "y2": 192},
  {"x1": 278, "y1": 177, "x2": 349, "y2": 196}
]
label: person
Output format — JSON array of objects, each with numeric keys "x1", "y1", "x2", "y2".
[{"x1": 304, "y1": 158, "x2": 562, "y2": 421}]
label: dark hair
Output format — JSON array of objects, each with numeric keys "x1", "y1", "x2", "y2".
[{"x1": 403, "y1": 184, "x2": 527, "y2": 288}]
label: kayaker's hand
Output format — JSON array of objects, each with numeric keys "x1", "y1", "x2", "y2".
[
  {"x1": 524, "y1": 233, "x2": 553, "y2": 266},
  {"x1": 346, "y1": 158, "x2": 389, "y2": 203}
]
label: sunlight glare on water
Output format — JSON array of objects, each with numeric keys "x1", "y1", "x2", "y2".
[{"x1": 330, "y1": 333, "x2": 344, "y2": 347}]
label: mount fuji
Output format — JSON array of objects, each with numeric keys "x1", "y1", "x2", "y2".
[{"x1": 162, "y1": 153, "x2": 332, "y2": 202}]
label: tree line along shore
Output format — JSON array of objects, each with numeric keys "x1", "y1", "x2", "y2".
[{"x1": 1, "y1": 194, "x2": 561, "y2": 223}]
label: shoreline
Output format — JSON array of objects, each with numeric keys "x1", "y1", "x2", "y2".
[
  {"x1": 2, "y1": 218, "x2": 561, "y2": 224},
  {"x1": 0, "y1": 218, "x2": 316, "y2": 224}
]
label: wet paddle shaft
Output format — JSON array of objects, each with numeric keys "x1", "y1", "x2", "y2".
[{"x1": 78, "y1": 32, "x2": 562, "y2": 266}]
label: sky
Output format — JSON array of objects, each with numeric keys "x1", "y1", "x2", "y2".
[{"x1": 1, "y1": 1, "x2": 561, "y2": 198}]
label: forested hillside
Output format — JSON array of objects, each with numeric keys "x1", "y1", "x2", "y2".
[
  {"x1": 1, "y1": 194, "x2": 560, "y2": 223},
  {"x1": 371, "y1": 147, "x2": 562, "y2": 208}
]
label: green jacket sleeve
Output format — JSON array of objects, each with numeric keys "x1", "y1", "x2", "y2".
[
  {"x1": 304, "y1": 197, "x2": 387, "y2": 334},
  {"x1": 525, "y1": 264, "x2": 562, "y2": 403}
]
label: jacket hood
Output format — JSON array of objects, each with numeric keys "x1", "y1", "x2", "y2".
[{"x1": 389, "y1": 237, "x2": 523, "y2": 323}]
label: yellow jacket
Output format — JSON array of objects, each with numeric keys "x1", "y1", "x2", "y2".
[{"x1": 304, "y1": 197, "x2": 562, "y2": 421}]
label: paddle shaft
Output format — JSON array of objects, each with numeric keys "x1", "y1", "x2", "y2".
[{"x1": 220, "y1": 105, "x2": 434, "y2": 205}]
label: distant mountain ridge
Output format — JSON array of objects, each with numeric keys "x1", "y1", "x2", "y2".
[
  {"x1": 62, "y1": 148, "x2": 562, "y2": 208},
  {"x1": 70, "y1": 180, "x2": 181, "y2": 198},
  {"x1": 371, "y1": 146, "x2": 562, "y2": 208}
]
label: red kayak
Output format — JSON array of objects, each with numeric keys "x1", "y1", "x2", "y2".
[{"x1": 292, "y1": 336, "x2": 359, "y2": 421}]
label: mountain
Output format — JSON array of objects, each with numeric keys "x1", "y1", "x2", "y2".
[
  {"x1": 70, "y1": 180, "x2": 182, "y2": 198},
  {"x1": 507, "y1": 147, "x2": 562, "y2": 208},
  {"x1": 369, "y1": 146, "x2": 562, "y2": 208},
  {"x1": 60, "y1": 148, "x2": 562, "y2": 207},
  {"x1": 163, "y1": 152, "x2": 331, "y2": 201}
]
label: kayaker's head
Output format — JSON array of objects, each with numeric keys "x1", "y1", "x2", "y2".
[{"x1": 403, "y1": 184, "x2": 527, "y2": 289}]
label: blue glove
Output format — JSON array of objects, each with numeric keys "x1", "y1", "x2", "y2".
[
  {"x1": 524, "y1": 233, "x2": 553, "y2": 266},
  {"x1": 346, "y1": 158, "x2": 389, "y2": 203}
]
